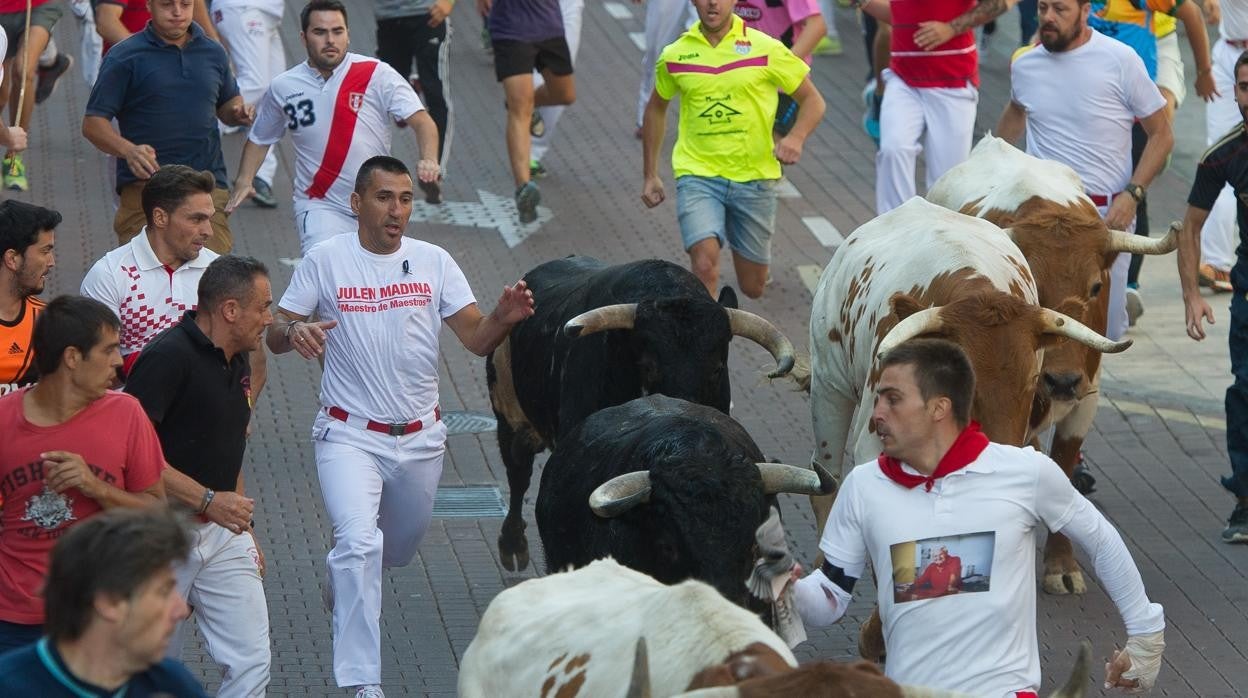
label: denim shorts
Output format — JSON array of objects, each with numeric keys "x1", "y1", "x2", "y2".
[{"x1": 675, "y1": 175, "x2": 778, "y2": 265}]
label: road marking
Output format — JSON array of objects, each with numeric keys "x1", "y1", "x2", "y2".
[
  {"x1": 278, "y1": 257, "x2": 302, "y2": 268},
  {"x1": 629, "y1": 32, "x2": 646, "y2": 51},
  {"x1": 604, "y1": 2, "x2": 633, "y2": 19},
  {"x1": 797, "y1": 264, "x2": 823, "y2": 294},
  {"x1": 1106, "y1": 396, "x2": 1225, "y2": 431},
  {"x1": 802, "y1": 216, "x2": 844, "y2": 247},
  {"x1": 775, "y1": 178, "x2": 801, "y2": 198},
  {"x1": 409, "y1": 190, "x2": 552, "y2": 248}
]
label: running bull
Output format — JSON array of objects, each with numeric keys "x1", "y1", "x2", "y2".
[{"x1": 487, "y1": 257, "x2": 796, "y2": 571}]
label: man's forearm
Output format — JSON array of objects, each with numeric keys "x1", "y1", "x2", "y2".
[
  {"x1": 789, "y1": 15, "x2": 827, "y2": 61},
  {"x1": 994, "y1": 102, "x2": 1027, "y2": 143},
  {"x1": 463, "y1": 311, "x2": 513, "y2": 357},
  {"x1": 1131, "y1": 128, "x2": 1174, "y2": 189},
  {"x1": 1177, "y1": 3, "x2": 1214, "y2": 74},
  {"x1": 408, "y1": 111, "x2": 440, "y2": 163},
  {"x1": 949, "y1": 0, "x2": 1009, "y2": 33},
  {"x1": 217, "y1": 97, "x2": 248, "y2": 126},
  {"x1": 234, "y1": 141, "x2": 272, "y2": 188},
  {"x1": 859, "y1": 0, "x2": 892, "y2": 24},
  {"x1": 1178, "y1": 208, "x2": 1210, "y2": 298},
  {"x1": 161, "y1": 464, "x2": 210, "y2": 510},
  {"x1": 90, "y1": 481, "x2": 166, "y2": 509},
  {"x1": 788, "y1": 87, "x2": 826, "y2": 141},
  {"x1": 82, "y1": 115, "x2": 135, "y2": 158},
  {"x1": 93, "y1": 13, "x2": 132, "y2": 45},
  {"x1": 641, "y1": 98, "x2": 667, "y2": 179}
]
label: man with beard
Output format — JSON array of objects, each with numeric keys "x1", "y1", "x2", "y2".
[
  {"x1": 83, "y1": 0, "x2": 255, "y2": 253},
  {"x1": 996, "y1": 0, "x2": 1172, "y2": 341},
  {"x1": 226, "y1": 0, "x2": 441, "y2": 255},
  {"x1": 791, "y1": 339, "x2": 1166, "y2": 695},
  {"x1": 1176, "y1": 50, "x2": 1248, "y2": 544},
  {"x1": 0, "y1": 201, "x2": 57, "y2": 396}
]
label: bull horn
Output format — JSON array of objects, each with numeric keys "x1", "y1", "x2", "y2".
[
  {"x1": 725, "y1": 308, "x2": 796, "y2": 378},
  {"x1": 564, "y1": 303, "x2": 638, "y2": 338},
  {"x1": 1106, "y1": 221, "x2": 1179, "y2": 255},
  {"x1": 877, "y1": 307, "x2": 944, "y2": 359},
  {"x1": 1049, "y1": 640, "x2": 1092, "y2": 698},
  {"x1": 589, "y1": 471, "x2": 652, "y2": 518},
  {"x1": 1039, "y1": 308, "x2": 1132, "y2": 354},
  {"x1": 899, "y1": 688, "x2": 975, "y2": 697},
  {"x1": 757, "y1": 461, "x2": 838, "y2": 496},
  {"x1": 625, "y1": 638, "x2": 651, "y2": 698}
]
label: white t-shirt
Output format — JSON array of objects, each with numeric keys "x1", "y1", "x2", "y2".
[
  {"x1": 820, "y1": 444, "x2": 1080, "y2": 697},
  {"x1": 210, "y1": 0, "x2": 286, "y2": 17},
  {"x1": 277, "y1": 233, "x2": 475, "y2": 422},
  {"x1": 80, "y1": 229, "x2": 217, "y2": 362},
  {"x1": 0, "y1": 27, "x2": 7, "y2": 86},
  {"x1": 1221, "y1": 0, "x2": 1248, "y2": 40},
  {"x1": 249, "y1": 54, "x2": 425, "y2": 218},
  {"x1": 1009, "y1": 31, "x2": 1165, "y2": 197}
]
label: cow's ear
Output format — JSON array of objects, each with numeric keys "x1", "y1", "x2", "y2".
[
  {"x1": 717, "y1": 286, "x2": 739, "y2": 309},
  {"x1": 890, "y1": 293, "x2": 925, "y2": 321}
]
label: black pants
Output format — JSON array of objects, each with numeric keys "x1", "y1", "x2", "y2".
[
  {"x1": 377, "y1": 15, "x2": 450, "y2": 162},
  {"x1": 1128, "y1": 120, "x2": 1150, "y2": 286}
]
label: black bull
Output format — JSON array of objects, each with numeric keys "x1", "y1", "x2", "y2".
[
  {"x1": 536, "y1": 396, "x2": 835, "y2": 607},
  {"x1": 486, "y1": 257, "x2": 797, "y2": 571}
]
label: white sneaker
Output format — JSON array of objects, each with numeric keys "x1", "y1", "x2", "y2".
[
  {"x1": 354, "y1": 686, "x2": 384, "y2": 698},
  {"x1": 1125, "y1": 287, "x2": 1144, "y2": 327}
]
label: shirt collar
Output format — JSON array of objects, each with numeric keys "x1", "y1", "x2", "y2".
[
  {"x1": 302, "y1": 52, "x2": 356, "y2": 82},
  {"x1": 180, "y1": 310, "x2": 245, "y2": 366},
  {"x1": 132, "y1": 227, "x2": 215, "y2": 272},
  {"x1": 142, "y1": 20, "x2": 206, "y2": 49},
  {"x1": 871, "y1": 448, "x2": 997, "y2": 481}
]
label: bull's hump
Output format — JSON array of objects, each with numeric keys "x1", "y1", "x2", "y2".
[{"x1": 928, "y1": 136, "x2": 1087, "y2": 215}]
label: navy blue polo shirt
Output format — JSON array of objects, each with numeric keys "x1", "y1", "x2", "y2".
[{"x1": 85, "y1": 22, "x2": 239, "y2": 192}]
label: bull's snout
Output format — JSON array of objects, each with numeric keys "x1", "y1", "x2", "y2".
[{"x1": 1042, "y1": 372, "x2": 1082, "y2": 401}]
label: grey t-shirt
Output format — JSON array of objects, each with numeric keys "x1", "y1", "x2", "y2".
[{"x1": 374, "y1": 0, "x2": 435, "y2": 20}]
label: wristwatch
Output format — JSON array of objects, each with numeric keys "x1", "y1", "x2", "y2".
[{"x1": 1124, "y1": 183, "x2": 1147, "y2": 204}]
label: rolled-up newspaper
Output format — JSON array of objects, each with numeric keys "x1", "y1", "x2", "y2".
[{"x1": 745, "y1": 506, "x2": 806, "y2": 647}]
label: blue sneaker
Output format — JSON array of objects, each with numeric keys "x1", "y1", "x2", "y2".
[{"x1": 861, "y1": 81, "x2": 881, "y2": 147}]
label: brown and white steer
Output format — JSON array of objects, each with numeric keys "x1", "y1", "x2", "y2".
[
  {"x1": 806, "y1": 198, "x2": 1129, "y2": 535},
  {"x1": 926, "y1": 135, "x2": 1177, "y2": 595}
]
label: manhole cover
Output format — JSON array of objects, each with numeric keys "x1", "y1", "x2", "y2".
[
  {"x1": 443, "y1": 410, "x2": 497, "y2": 435},
  {"x1": 433, "y1": 485, "x2": 507, "y2": 518}
]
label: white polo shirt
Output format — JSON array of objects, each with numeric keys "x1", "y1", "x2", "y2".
[
  {"x1": 1009, "y1": 30, "x2": 1165, "y2": 197},
  {"x1": 277, "y1": 233, "x2": 475, "y2": 423},
  {"x1": 80, "y1": 229, "x2": 217, "y2": 368},
  {"x1": 249, "y1": 54, "x2": 425, "y2": 219}
]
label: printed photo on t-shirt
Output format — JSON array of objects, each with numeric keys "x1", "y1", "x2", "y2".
[{"x1": 890, "y1": 531, "x2": 995, "y2": 604}]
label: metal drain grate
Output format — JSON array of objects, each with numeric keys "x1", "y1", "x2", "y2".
[
  {"x1": 433, "y1": 485, "x2": 507, "y2": 518},
  {"x1": 442, "y1": 410, "x2": 498, "y2": 436}
]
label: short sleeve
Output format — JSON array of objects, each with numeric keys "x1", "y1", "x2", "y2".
[
  {"x1": 123, "y1": 396, "x2": 166, "y2": 492},
  {"x1": 1188, "y1": 153, "x2": 1228, "y2": 211},
  {"x1": 787, "y1": 0, "x2": 821, "y2": 23},
  {"x1": 85, "y1": 54, "x2": 130, "y2": 119},
  {"x1": 1146, "y1": 0, "x2": 1181, "y2": 13},
  {"x1": 438, "y1": 251, "x2": 477, "y2": 319},
  {"x1": 654, "y1": 54, "x2": 676, "y2": 101},
  {"x1": 216, "y1": 51, "x2": 241, "y2": 108},
  {"x1": 80, "y1": 256, "x2": 123, "y2": 312},
  {"x1": 818, "y1": 467, "x2": 869, "y2": 571},
  {"x1": 1032, "y1": 451, "x2": 1080, "y2": 532},
  {"x1": 124, "y1": 338, "x2": 187, "y2": 425},
  {"x1": 769, "y1": 43, "x2": 811, "y2": 96},
  {"x1": 376, "y1": 63, "x2": 425, "y2": 121},
  {"x1": 249, "y1": 86, "x2": 287, "y2": 146},
  {"x1": 1120, "y1": 50, "x2": 1166, "y2": 119},
  {"x1": 278, "y1": 251, "x2": 323, "y2": 317}
]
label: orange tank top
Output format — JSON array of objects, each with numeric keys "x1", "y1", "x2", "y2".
[{"x1": 0, "y1": 296, "x2": 43, "y2": 396}]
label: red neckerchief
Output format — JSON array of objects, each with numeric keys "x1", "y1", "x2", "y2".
[{"x1": 878, "y1": 421, "x2": 989, "y2": 492}]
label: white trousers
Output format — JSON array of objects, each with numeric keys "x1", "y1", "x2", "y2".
[
  {"x1": 875, "y1": 69, "x2": 978, "y2": 214},
  {"x1": 1097, "y1": 200, "x2": 1134, "y2": 340},
  {"x1": 635, "y1": 0, "x2": 697, "y2": 128},
  {"x1": 531, "y1": 0, "x2": 583, "y2": 162},
  {"x1": 68, "y1": 0, "x2": 102, "y2": 86},
  {"x1": 168, "y1": 522, "x2": 271, "y2": 698},
  {"x1": 215, "y1": 6, "x2": 285, "y2": 186},
  {"x1": 817, "y1": 0, "x2": 841, "y2": 39},
  {"x1": 1202, "y1": 38, "x2": 1242, "y2": 271},
  {"x1": 313, "y1": 411, "x2": 446, "y2": 687},
  {"x1": 294, "y1": 204, "x2": 358, "y2": 255}
]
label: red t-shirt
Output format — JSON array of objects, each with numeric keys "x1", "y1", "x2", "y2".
[
  {"x1": 0, "y1": 0, "x2": 53, "y2": 14},
  {"x1": 0, "y1": 388, "x2": 164, "y2": 624},
  {"x1": 912, "y1": 556, "x2": 963, "y2": 599},
  {"x1": 97, "y1": 0, "x2": 151, "y2": 54}
]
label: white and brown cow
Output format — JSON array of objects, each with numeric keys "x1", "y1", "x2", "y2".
[
  {"x1": 806, "y1": 198, "x2": 1128, "y2": 532},
  {"x1": 926, "y1": 136, "x2": 1177, "y2": 595}
]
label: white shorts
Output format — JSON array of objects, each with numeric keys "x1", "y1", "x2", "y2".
[
  {"x1": 1155, "y1": 31, "x2": 1185, "y2": 108},
  {"x1": 294, "y1": 204, "x2": 358, "y2": 255}
]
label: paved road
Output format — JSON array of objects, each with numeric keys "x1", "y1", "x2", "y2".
[{"x1": 9, "y1": 1, "x2": 1246, "y2": 695}]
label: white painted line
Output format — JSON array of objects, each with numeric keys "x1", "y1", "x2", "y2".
[
  {"x1": 604, "y1": 2, "x2": 633, "y2": 19},
  {"x1": 1108, "y1": 397, "x2": 1226, "y2": 431},
  {"x1": 278, "y1": 257, "x2": 302, "y2": 268},
  {"x1": 409, "y1": 190, "x2": 551, "y2": 248},
  {"x1": 796, "y1": 264, "x2": 824, "y2": 294},
  {"x1": 775, "y1": 178, "x2": 801, "y2": 198},
  {"x1": 802, "y1": 216, "x2": 844, "y2": 247},
  {"x1": 629, "y1": 31, "x2": 646, "y2": 51}
]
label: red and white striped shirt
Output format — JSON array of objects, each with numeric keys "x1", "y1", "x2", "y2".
[{"x1": 249, "y1": 53, "x2": 425, "y2": 218}]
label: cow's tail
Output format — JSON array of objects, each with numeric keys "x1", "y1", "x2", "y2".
[{"x1": 786, "y1": 354, "x2": 812, "y2": 393}]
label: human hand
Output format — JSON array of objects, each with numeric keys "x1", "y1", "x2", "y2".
[
  {"x1": 225, "y1": 180, "x2": 255, "y2": 213},
  {"x1": 1183, "y1": 293, "x2": 1215, "y2": 340},
  {"x1": 493, "y1": 280, "x2": 536, "y2": 324},
  {"x1": 1195, "y1": 70, "x2": 1219, "y2": 101},
  {"x1": 774, "y1": 134, "x2": 804, "y2": 165},
  {"x1": 914, "y1": 21, "x2": 956, "y2": 50},
  {"x1": 1104, "y1": 194, "x2": 1137, "y2": 231},
  {"x1": 1205, "y1": 0, "x2": 1221, "y2": 24},
  {"x1": 1104, "y1": 631, "x2": 1164, "y2": 693},
  {"x1": 641, "y1": 176, "x2": 665, "y2": 208},
  {"x1": 428, "y1": 0, "x2": 452, "y2": 25},
  {"x1": 416, "y1": 158, "x2": 440, "y2": 183},
  {"x1": 289, "y1": 319, "x2": 338, "y2": 359},
  {"x1": 232, "y1": 102, "x2": 257, "y2": 127},
  {"x1": 42, "y1": 452, "x2": 103, "y2": 499},
  {"x1": 3, "y1": 126, "x2": 27, "y2": 152},
  {"x1": 206, "y1": 491, "x2": 255, "y2": 533},
  {"x1": 477, "y1": 0, "x2": 492, "y2": 17},
  {"x1": 125, "y1": 144, "x2": 160, "y2": 180}
]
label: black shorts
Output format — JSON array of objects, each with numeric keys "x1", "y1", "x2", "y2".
[{"x1": 492, "y1": 36, "x2": 573, "y2": 82}]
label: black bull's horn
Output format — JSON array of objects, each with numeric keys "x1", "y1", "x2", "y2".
[
  {"x1": 589, "y1": 462, "x2": 838, "y2": 518},
  {"x1": 563, "y1": 304, "x2": 796, "y2": 378}
]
